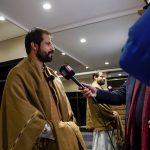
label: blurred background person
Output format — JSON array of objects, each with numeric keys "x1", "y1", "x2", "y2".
[{"x1": 86, "y1": 72, "x2": 124, "y2": 150}]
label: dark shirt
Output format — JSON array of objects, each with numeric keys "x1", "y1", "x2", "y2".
[{"x1": 96, "y1": 82, "x2": 126, "y2": 105}]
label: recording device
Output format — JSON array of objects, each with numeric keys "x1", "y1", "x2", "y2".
[
  {"x1": 59, "y1": 64, "x2": 84, "y2": 89},
  {"x1": 59, "y1": 64, "x2": 96, "y2": 103}
]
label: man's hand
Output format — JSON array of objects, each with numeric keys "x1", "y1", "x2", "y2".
[{"x1": 79, "y1": 83, "x2": 97, "y2": 98}]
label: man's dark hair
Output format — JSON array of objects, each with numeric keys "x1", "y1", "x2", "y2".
[
  {"x1": 92, "y1": 72, "x2": 99, "y2": 80},
  {"x1": 25, "y1": 27, "x2": 51, "y2": 54}
]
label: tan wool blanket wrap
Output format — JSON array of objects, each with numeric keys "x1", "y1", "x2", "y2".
[{"x1": 0, "y1": 57, "x2": 86, "y2": 150}]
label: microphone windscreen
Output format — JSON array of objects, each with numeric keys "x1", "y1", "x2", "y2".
[{"x1": 59, "y1": 64, "x2": 75, "y2": 80}]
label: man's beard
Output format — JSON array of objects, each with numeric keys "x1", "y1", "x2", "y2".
[
  {"x1": 98, "y1": 80, "x2": 105, "y2": 85},
  {"x1": 36, "y1": 49, "x2": 53, "y2": 63}
]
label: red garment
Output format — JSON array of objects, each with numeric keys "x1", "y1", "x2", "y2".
[
  {"x1": 125, "y1": 80, "x2": 150, "y2": 150},
  {"x1": 125, "y1": 80, "x2": 140, "y2": 150},
  {"x1": 141, "y1": 86, "x2": 150, "y2": 150}
]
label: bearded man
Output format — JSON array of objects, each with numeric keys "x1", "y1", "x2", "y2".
[
  {"x1": 0, "y1": 28, "x2": 86, "y2": 150},
  {"x1": 86, "y1": 72, "x2": 124, "y2": 150}
]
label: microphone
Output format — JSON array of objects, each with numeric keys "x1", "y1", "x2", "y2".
[
  {"x1": 59, "y1": 64, "x2": 84, "y2": 88},
  {"x1": 59, "y1": 64, "x2": 98, "y2": 103}
]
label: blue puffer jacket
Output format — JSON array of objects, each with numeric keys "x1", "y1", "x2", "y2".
[{"x1": 120, "y1": 6, "x2": 150, "y2": 85}]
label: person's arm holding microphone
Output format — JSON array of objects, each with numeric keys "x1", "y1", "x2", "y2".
[
  {"x1": 59, "y1": 64, "x2": 125, "y2": 105},
  {"x1": 79, "y1": 83, "x2": 126, "y2": 105}
]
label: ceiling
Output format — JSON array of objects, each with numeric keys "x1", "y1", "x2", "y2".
[{"x1": 0, "y1": 0, "x2": 145, "y2": 77}]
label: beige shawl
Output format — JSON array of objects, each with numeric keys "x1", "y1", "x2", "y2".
[{"x1": 0, "y1": 57, "x2": 86, "y2": 150}]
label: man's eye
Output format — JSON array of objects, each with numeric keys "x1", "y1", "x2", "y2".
[{"x1": 46, "y1": 43, "x2": 50, "y2": 46}]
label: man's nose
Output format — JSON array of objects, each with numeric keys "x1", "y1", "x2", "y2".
[{"x1": 50, "y1": 44, "x2": 55, "y2": 52}]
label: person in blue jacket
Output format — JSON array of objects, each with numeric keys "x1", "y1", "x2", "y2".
[{"x1": 120, "y1": 5, "x2": 150, "y2": 85}]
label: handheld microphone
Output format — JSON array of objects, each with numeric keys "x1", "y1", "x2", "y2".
[
  {"x1": 59, "y1": 64, "x2": 84, "y2": 89},
  {"x1": 59, "y1": 64, "x2": 97, "y2": 103}
]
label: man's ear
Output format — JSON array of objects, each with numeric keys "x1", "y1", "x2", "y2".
[
  {"x1": 31, "y1": 42, "x2": 38, "y2": 51},
  {"x1": 94, "y1": 76, "x2": 97, "y2": 80}
]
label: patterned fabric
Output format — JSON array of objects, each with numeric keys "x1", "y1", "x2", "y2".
[
  {"x1": 141, "y1": 86, "x2": 150, "y2": 150},
  {"x1": 125, "y1": 80, "x2": 141, "y2": 150},
  {"x1": 125, "y1": 80, "x2": 150, "y2": 150}
]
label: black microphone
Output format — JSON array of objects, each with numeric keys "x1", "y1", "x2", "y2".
[
  {"x1": 59, "y1": 64, "x2": 98, "y2": 104},
  {"x1": 59, "y1": 64, "x2": 84, "y2": 88}
]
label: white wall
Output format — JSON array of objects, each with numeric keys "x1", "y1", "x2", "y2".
[
  {"x1": 0, "y1": 36, "x2": 108, "y2": 92},
  {"x1": 0, "y1": 36, "x2": 26, "y2": 62},
  {"x1": 61, "y1": 75, "x2": 107, "y2": 92},
  {"x1": 62, "y1": 77, "x2": 93, "y2": 92}
]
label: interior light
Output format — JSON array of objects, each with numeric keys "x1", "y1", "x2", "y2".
[
  {"x1": 0, "y1": 16, "x2": 5, "y2": 21},
  {"x1": 62, "y1": 52, "x2": 66, "y2": 56},
  {"x1": 80, "y1": 38, "x2": 86, "y2": 43},
  {"x1": 43, "y1": 2, "x2": 52, "y2": 10},
  {"x1": 107, "y1": 75, "x2": 111, "y2": 78},
  {"x1": 105, "y1": 62, "x2": 109, "y2": 65},
  {"x1": 114, "y1": 78, "x2": 119, "y2": 80},
  {"x1": 118, "y1": 73, "x2": 122, "y2": 76},
  {"x1": 86, "y1": 66, "x2": 89, "y2": 69}
]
